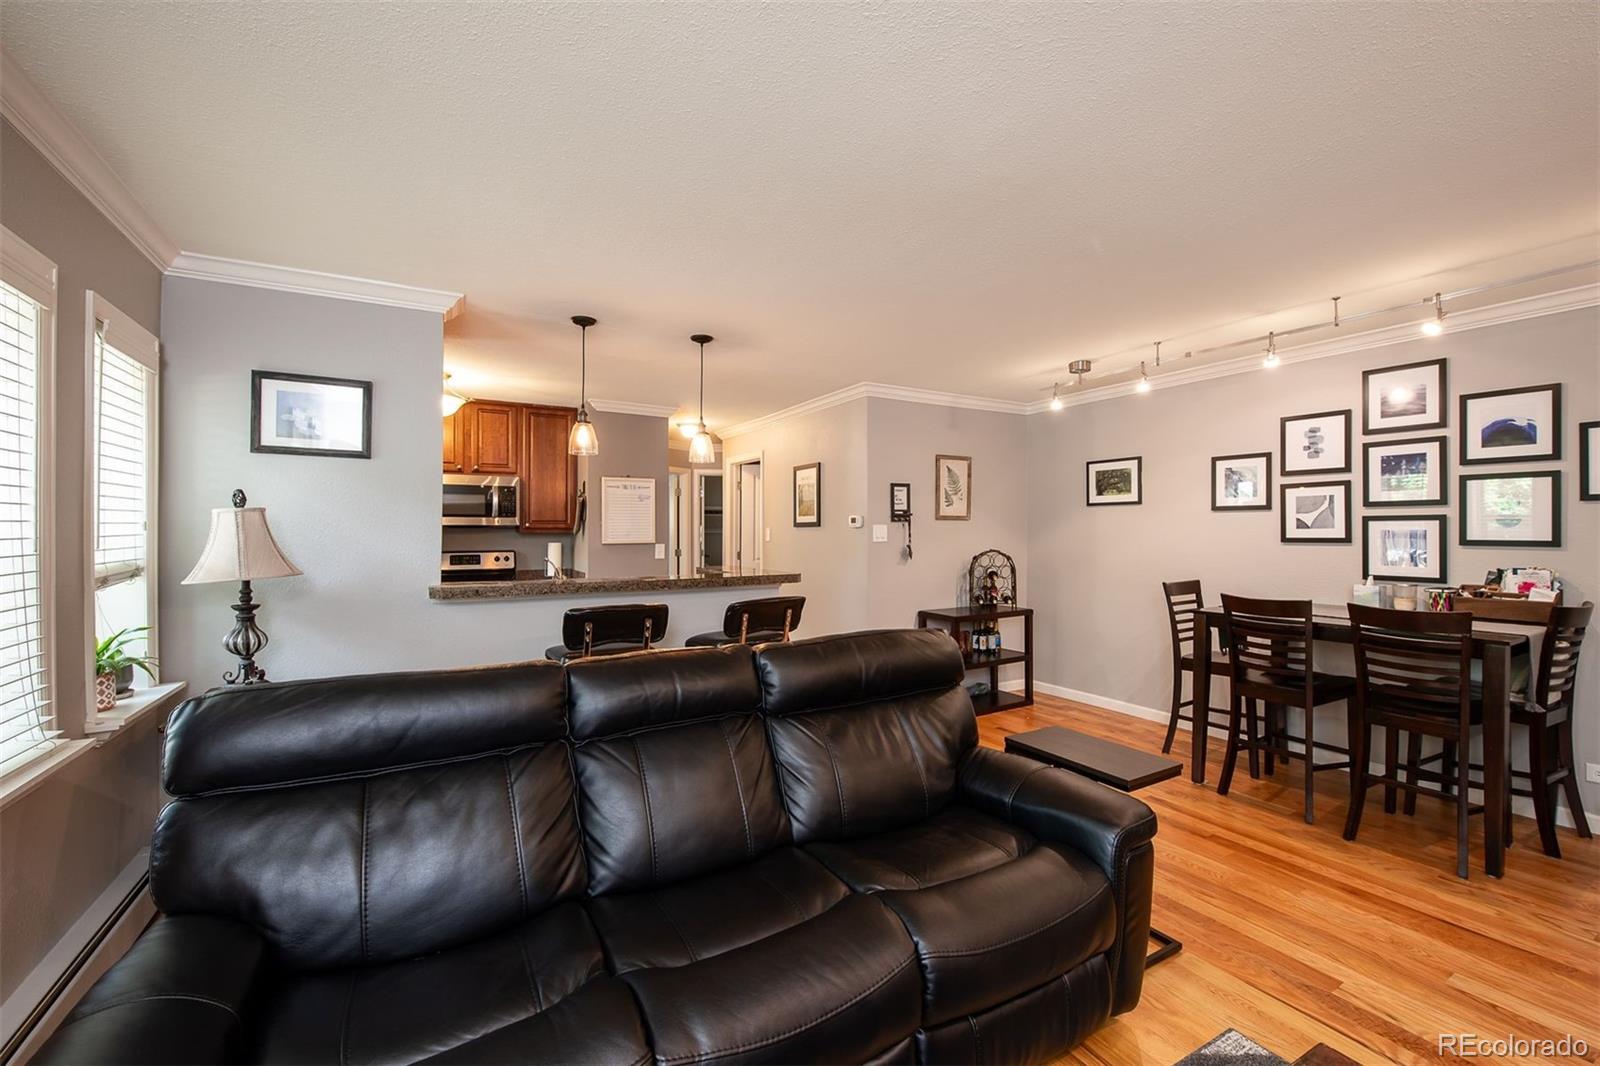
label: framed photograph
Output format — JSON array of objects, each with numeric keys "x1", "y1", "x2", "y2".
[
  {"x1": 251, "y1": 371, "x2": 372, "y2": 458},
  {"x1": 1460, "y1": 471, "x2": 1562, "y2": 547},
  {"x1": 1362, "y1": 435, "x2": 1447, "y2": 507},
  {"x1": 1363, "y1": 515, "x2": 1447, "y2": 582},
  {"x1": 1279, "y1": 409, "x2": 1351, "y2": 477},
  {"x1": 934, "y1": 454, "x2": 971, "y2": 520},
  {"x1": 1280, "y1": 480, "x2": 1351, "y2": 542},
  {"x1": 1362, "y1": 357, "x2": 1447, "y2": 435},
  {"x1": 1580, "y1": 420, "x2": 1598, "y2": 502},
  {"x1": 1211, "y1": 452, "x2": 1271, "y2": 511},
  {"x1": 1459, "y1": 383, "x2": 1562, "y2": 464},
  {"x1": 1086, "y1": 456, "x2": 1142, "y2": 506},
  {"x1": 792, "y1": 462, "x2": 821, "y2": 527}
]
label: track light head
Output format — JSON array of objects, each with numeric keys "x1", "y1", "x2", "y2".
[
  {"x1": 1262, "y1": 332, "x2": 1280, "y2": 369},
  {"x1": 1048, "y1": 382, "x2": 1064, "y2": 412},
  {"x1": 1421, "y1": 293, "x2": 1445, "y2": 336},
  {"x1": 1135, "y1": 361, "x2": 1152, "y2": 393}
]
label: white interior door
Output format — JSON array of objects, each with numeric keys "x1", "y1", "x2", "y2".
[{"x1": 737, "y1": 460, "x2": 762, "y2": 571}]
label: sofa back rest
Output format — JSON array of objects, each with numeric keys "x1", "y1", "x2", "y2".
[
  {"x1": 566, "y1": 646, "x2": 788, "y2": 894},
  {"x1": 755, "y1": 628, "x2": 975, "y2": 843},
  {"x1": 152, "y1": 663, "x2": 583, "y2": 969}
]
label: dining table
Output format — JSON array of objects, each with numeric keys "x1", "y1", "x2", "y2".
[{"x1": 1189, "y1": 602, "x2": 1537, "y2": 878}]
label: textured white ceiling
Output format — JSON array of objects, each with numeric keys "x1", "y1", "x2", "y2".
[{"x1": 3, "y1": 1, "x2": 1596, "y2": 427}]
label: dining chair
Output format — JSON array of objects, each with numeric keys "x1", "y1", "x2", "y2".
[
  {"x1": 1441, "y1": 598, "x2": 1592, "y2": 858},
  {"x1": 1217, "y1": 595, "x2": 1354, "y2": 823},
  {"x1": 1160, "y1": 580, "x2": 1235, "y2": 761},
  {"x1": 1344, "y1": 605, "x2": 1480, "y2": 879},
  {"x1": 544, "y1": 603, "x2": 669, "y2": 663}
]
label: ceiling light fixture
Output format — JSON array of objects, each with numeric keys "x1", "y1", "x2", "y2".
[
  {"x1": 675, "y1": 419, "x2": 701, "y2": 440},
  {"x1": 567, "y1": 315, "x2": 600, "y2": 456},
  {"x1": 1048, "y1": 383, "x2": 1065, "y2": 412},
  {"x1": 1262, "y1": 332, "x2": 1280, "y2": 369},
  {"x1": 1421, "y1": 292, "x2": 1445, "y2": 336},
  {"x1": 1135, "y1": 361, "x2": 1152, "y2": 393},
  {"x1": 1331, "y1": 296, "x2": 1341, "y2": 327},
  {"x1": 440, "y1": 372, "x2": 470, "y2": 417},
  {"x1": 1068, "y1": 359, "x2": 1092, "y2": 386},
  {"x1": 687, "y1": 334, "x2": 716, "y2": 465}
]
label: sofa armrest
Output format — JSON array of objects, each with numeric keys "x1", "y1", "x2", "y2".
[
  {"x1": 32, "y1": 915, "x2": 266, "y2": 1065},
  {"x1": 958, "y1": 746, "x2": 1158, "y2": 1015}
]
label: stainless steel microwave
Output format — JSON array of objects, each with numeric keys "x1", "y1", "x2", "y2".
[{"x1": 443, "y1": 474, "x2": 522, "y2": 527}]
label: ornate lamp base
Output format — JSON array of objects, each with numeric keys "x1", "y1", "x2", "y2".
[{"x1": 222, "y1": 579, "x2": 269, "y2": 684}]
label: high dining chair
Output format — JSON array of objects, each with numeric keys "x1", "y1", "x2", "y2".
[
  {"x1": 685, "y1": 596, "x2": 805, "y2": 647},
  {"x1": 544, "y1": 603, "x2": 669, "y2": 663},
  {"x1": 1344, "y1": 605, "x2": 1481, "y2": 879},
  {"x1": 1217, "y1": 595, "x2": 1354, "y2": 824},
  {"x1": 1442, "y1": 599, "x2": 1593, "y2": 858},
  {"x1": 1160, "y1": 581, "x2": 1235, "y2": 760}
]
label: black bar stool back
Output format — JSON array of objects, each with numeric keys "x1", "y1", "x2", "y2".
[
  {"x1": 545, "y1": 604, "x2": 669, "y2": 662},
  {"x1": 685, "y1": 596, "x2": 805, "y2": 647}
]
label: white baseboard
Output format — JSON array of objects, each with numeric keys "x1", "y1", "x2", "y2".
[
  {"x1": 1, "y1": 851, "x2": 154, "y2": 1064},
  {"x1": 1005, "y1": 680, "x2": 1600, "y2": 835}
]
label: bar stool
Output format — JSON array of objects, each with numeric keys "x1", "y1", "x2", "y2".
[
  {"x1": 1217, "y1": 595, "x2": 1353, "y2": 824},
  {"x1": 544, "y1": 604, "x2": 669, "y2": 663},
  {"x1": 1344, "y1": 605, "x2": 1480, "y2": 878},
  {"x1": 685, "y1": 596, "x2": 805, "y2": 647},
  {"x1": 1160, "y1": 580, "x2": 1234, "y2": 759}
]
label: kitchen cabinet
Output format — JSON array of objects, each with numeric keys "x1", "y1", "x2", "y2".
[
  {"x1": 442, "y1": 409, "x2": 463, "y2": 473},
  {"x1": 464, "y1": 402, "x2": 520, "y2": 474},
  {"x1": 522, "y1": 405, "x2": 579, "y2": 532}
]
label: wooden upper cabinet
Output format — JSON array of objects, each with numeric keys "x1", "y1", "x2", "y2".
[
  {"x1": 464, "y1": 402, "x2": 520, "y2": 474},
  {"x1": 522, "y1": 405, "x2": 578, "y2": 532},
  {"x1": 442, "y1": 409, "x2": 463, "y2": 473}
]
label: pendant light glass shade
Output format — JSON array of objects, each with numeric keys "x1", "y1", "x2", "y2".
[
  {"x1": 568, "y1": 316, "x2": 599, "y2": 456},
  {"x1": 687, "y1": 333, "x2": 715, "y2": 465},
  {"x1": 441, "y1": 372, "x2": 470, "y2": 416}
]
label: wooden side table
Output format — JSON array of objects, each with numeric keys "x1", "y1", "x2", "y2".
[{"x1": 915, "y1": 605, "x2": 1033, "y2": 713}]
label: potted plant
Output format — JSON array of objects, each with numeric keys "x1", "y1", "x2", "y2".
[{"x1": 94, "y1": 627, "x2": 158, "y2": 712}]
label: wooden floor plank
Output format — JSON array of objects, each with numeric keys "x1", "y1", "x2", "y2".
[{"x1": 977, "y1": 696, "x2": 1599, "y2": 1066}]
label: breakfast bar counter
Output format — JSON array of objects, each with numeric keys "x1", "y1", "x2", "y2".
[{"x1": 429, "y1": 568, "x2": 802, "y2": 602}]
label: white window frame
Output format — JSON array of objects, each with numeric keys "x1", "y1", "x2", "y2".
[
  {"x1": 0, "y1": 226, "x2": 60, "y2": 773},
  {"x1": 83, "y1": 292, "x2": 160, "y2": 728}
]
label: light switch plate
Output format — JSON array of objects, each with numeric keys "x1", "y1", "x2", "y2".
[
  {"x1": 872, "y1": 524, "x2": 888, "y2": 542},
  {"x1": 1586, "y1": 762, "x2": 1600, "y2": 785},
  {"x1": 653, "y1": 543, "x2": 665, "y2": 559},
  {"x1": 765, "y1": 527, "x2": 771, "y2": 542}
]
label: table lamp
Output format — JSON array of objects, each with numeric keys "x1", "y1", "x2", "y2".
[{"x1": 182, "y1": 489, "x2": 302, "y2": 684}]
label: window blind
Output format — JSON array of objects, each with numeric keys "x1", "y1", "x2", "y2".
[
  {"x1": 0, "y1": 280, "x2": 53, "y2": 766},
  {"x1": 92, "y1": 328, "x2": 148, "y2": 591}
]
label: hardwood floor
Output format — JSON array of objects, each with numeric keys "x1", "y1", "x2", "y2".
[{"x1": 977, "y1": 695, "x2": 1600, "y2": 1066}]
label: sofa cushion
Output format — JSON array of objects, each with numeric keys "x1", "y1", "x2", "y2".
[
  {"x1": 417, "y1": 979, "x2": 651, "y2": 1066},
  {"x1": 251, "y1": 902, "x2": 626, "y2": 1065},
  {"x1": 569, "y1": 647, "x2": 791, "y2": 894},
  {"x1": 805, "y1": 805, "x2": 1117, "y2": 1026},
  {"x1": 153, "y1": 742, "x2": 586, "y2": 969},
  {"x1": 587, "y1": 847, "x2": 849, "y2": 974},
  {"x1": 914, "y1": 955, "x2": 1113, "y2": 1065},
  {"x1": 621, "y1": 893, "x2": 922, "y2": 1065}
]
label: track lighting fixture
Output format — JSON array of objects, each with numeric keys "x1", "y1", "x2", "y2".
[
  {"x1": 1421, "y1": 292, "x2": 1445, "y2": 336},
  {"x1": 1135, "y1": 361, "x2": 1152, "y2": 393},
  {"x1": 1261, "y1": 332, "x2": 1280, "y2": 369},
  {"x1": 1048, "y1": 382, "x2": 1064, "y2": 412},
  {"x1": 1068, "y1": 359, "x2": 1091, "y2": 386},
  {"x1": 1332, "y1": 296, "x2": 1341, "y2": 328}
]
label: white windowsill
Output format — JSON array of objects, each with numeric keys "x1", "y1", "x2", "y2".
[{"x1": 83, "y1": 681, "x2": 187, "y2": 739}]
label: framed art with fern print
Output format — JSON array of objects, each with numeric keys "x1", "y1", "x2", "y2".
[{"x1": 934, "y1": 454, "x2": 972, "y2": 520}]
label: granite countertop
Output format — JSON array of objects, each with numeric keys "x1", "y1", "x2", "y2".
[{"x1": 429, "y1": 568, "x2": 802, "y2": 601}]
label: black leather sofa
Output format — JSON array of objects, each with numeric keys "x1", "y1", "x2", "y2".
[{"x1": 35, "y1": 629, "x2": 1157, "y2": 1065}]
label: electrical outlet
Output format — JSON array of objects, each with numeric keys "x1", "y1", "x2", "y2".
[{"x1": 1586, "y1": 762, "x2": 1600, "y2": 785}]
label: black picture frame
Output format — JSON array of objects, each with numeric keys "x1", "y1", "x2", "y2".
[
  {"x1": 1362, "y1": 514, "x2": 1448, "y2": 582},
  {"x1": 250, "y1": 370, "x2": 372, "y2": 459},
  {"x1": 889, "y1": 482, "x2": 912, "y2": 522},
  {"x1": 1361, "y1": 435, "x2": 1448, "y2": 508},
  {"x1": 1459, "y1": 470, "x2": 1562, "y2": 548},
  {"x1": 1580, "y1": 420, "x2": 1598, "y2": 502},
  {"x1": 1279, "y1": 409, "x2": 1352, "y2": 477},
  {"x1": 1085, "y1": 456, "x2": 1142, "y2": 506},
  {"x1": 1458, "y1": 383, "x2": 1562, "y2": 465},
  {"x1": 1210, "y1": 452, "x2": 1272, "y2": 511},
  {"x1": 1279, "y1": 480, "x2": 1352, "y2": 543},
  {"x1": 792, "y1": 462, "x2": 821, "y2": 527},
  {"x1": 1361, "y1": 357, "x2": 1447, "y2": 435}
]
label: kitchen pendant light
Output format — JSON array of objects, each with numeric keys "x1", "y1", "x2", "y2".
[
  {"x1": 687, "y1": 334, "x2": 716, "y2": 466},
  {"x1": 567, "y1": 315, "x2": 600, "y2": 456},
  {"x1": 440, "y1": 372, "x2": 470, "y2": 417}
]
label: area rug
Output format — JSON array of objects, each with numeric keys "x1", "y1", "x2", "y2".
[{"x1": 1174, "y1": 1029, "x2": 1288, "y2": 1066}]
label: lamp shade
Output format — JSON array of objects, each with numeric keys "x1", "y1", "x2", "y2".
[{"x1": 182, "y1": 506, "x2": 303, "y2": 584}]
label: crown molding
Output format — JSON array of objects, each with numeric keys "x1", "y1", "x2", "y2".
[
  {"x1": 166, "y1": 253, "x2": 465, "y2": 318},
  {"x1": 1021, "y1": 282, "x2": 1600, "y2": 413},
  {"x1": 0, "y1": 50, "x2": 180, "y2": 270},
  {"x1": 720, "y1": 382, "x2": 1027, "y2": 440},
  {"x1": 588, "y1": 399, "x2": 681, "y2": 418}
]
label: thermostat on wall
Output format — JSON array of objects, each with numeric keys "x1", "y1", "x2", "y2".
[{"x1": 848, "y1": 515, "x2": 864, "y2": 528}]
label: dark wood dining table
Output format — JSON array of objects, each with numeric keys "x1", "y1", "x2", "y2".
[{"x1": 1189, "y1": 604, "x2": 1531, "y2": 878}]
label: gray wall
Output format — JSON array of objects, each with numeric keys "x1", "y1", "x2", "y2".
[
  {"x1": 0, "y1": 119, "x2": 165, "y2": 1002},
  {"x1": 574, "y1": 411, "x2": 670, "y2": 579},
  {"x1": 1027, "y1": 306, "x2": 1600, "y2": 821}
]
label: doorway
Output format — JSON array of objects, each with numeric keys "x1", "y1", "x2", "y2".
[
  {"x1": 694, "y1": 470, "x2": 724, "y2": 573},
  {"x1": 668, "y1": 468, "x2": 691, "y2": 578},
  {"x1": 730, "y1": 457, "x2": 763, "y2": 572}
]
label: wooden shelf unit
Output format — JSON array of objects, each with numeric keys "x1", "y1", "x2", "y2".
[{"x1": 915, "y1": 604, "x2": 1034, "y2": 713}]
